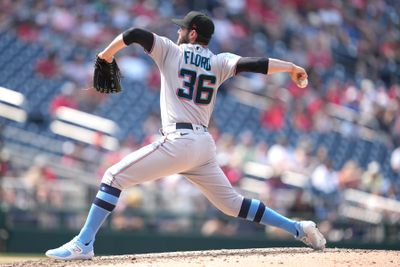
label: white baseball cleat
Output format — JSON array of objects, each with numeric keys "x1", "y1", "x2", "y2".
[
  {"x1": 45, "y1": 236, "x2": 94, "y2": 260},
  {"x1": 297, "y1": 221, "x2": 326, "y2": 250}
]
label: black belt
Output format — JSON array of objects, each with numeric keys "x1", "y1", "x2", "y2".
[{"x1": 175, "y1": 123, "x2": 208, "y2": 131}]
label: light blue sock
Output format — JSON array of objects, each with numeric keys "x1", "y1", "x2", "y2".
[
  {"x1": 260, "y1": 206, "x2": 303, "y2": 237},
  {"x1": 238, "y1": 198, "x2": 303, "y2": 237},
  {"x1": 78, "y1": 183, "x2": 121, "y2": 244}
]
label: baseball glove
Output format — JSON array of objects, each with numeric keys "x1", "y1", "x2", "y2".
[{"x1": 93, "y1": 56, "x2": 122, "y2": 93}]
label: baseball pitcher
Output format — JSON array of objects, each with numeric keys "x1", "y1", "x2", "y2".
[{"x1": 46, "y1": 11, "x2": 325, "y2": 260}]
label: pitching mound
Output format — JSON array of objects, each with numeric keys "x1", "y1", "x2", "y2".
[{"x1": 3, "y1": 248, "x2": 399, "y2": 267}]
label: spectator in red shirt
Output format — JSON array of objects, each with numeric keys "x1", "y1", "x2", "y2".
[
  {"x1": 293, "y1": 104, "x2": 312, "y2": 132},
  {"x1": 35, "y1": 51, "x2": 60, "y2": 78},
  {"x1": 16, "y1": 19, "x2": 39, "y2": 42},
  {"x1": 260, "y1": 100, "x2": 286, "y2": 131},
  {"x1": 50, "y1": 82, "x2": 78, "y2": 115},
  {"x1": 0, "y1": 149, "x2": 17, "y2": 178}
]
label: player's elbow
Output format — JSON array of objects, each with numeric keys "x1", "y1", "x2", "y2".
[
  {"x1": 122, "y1": 27, "x2": 154, "y2": 52},
  {"x1": 122, "y1": 27, "x2": 142, "y2": 45}
]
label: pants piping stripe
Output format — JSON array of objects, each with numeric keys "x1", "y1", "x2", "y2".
[{"x1": 113, "y1": 137, "x2": 167, "y2": 177}]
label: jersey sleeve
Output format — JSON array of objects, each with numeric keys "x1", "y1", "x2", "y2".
[
  {"x1": 148, "y1": 33, "x2": 180, "y2": 69},
  {"x1": 215, "y1": 52, "x2": 241, "y2": 84}
]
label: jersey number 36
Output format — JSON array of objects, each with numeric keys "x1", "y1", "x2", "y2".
[{"x1": 177, "y1": 69, "x2": 216, "y2": 105}]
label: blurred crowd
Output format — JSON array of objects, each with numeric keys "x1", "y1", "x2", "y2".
[
  {"x1": 2, "y1": 114, "x2": 400, "y2": 241},
  {"x1": 1, "y1": 0, "x2": 400, "y2": 241},
  {"x1": 0, "y1": 0, "x2": 399, "y2": 140}
]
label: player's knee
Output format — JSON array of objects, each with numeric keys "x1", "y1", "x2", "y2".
[
  {"x1": 217, "y1": 194, "x2": 244, "y2": 217},
  {"x1": 220, "y1": 206, "x2": 238, "y2": 217}
]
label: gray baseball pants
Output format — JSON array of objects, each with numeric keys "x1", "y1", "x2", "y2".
[{"x1": 102, "y1": 127, "x2": 244, "y2": 217}]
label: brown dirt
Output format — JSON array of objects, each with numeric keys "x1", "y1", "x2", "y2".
[{"x1": 1, "y1": 248, "x2": 399, "y2": 267}]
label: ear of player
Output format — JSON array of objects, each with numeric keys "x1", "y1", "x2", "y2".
[{"x1": 93, "y1": 56, "x2": 122, "y2": 94}]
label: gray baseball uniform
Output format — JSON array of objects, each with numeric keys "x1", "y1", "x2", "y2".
[
  {"x1": 102, "y1": 33, "x2": 244, "y2": 217},
  {"x1": 45, "y1": 13, "x2": 326, "y2": 259}
]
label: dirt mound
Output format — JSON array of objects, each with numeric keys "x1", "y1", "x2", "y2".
[{"x1": 2, "y1": 248, "x2": 399, "y2": 267}]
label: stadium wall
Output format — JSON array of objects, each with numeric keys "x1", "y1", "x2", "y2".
[{"x1": 2, "y1": 228, "x2": 399, "y2": 255}]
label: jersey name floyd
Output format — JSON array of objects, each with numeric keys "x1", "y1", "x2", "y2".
[{"x1": 184, "y1": 50, "x2": 211, "y2": 71}]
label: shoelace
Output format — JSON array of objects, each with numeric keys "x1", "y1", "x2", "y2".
[{"x1": 61, "y1": 238, "x2": 80, "y2": 250}]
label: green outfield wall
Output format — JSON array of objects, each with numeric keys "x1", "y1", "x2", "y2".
[{"x1": 1, "y1": 228, "x2": 399, "y2": 255}]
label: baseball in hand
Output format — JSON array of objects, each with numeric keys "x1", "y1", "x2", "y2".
[{"x1": 298, "y1": 78, "x2": 308, "y2": 88}]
